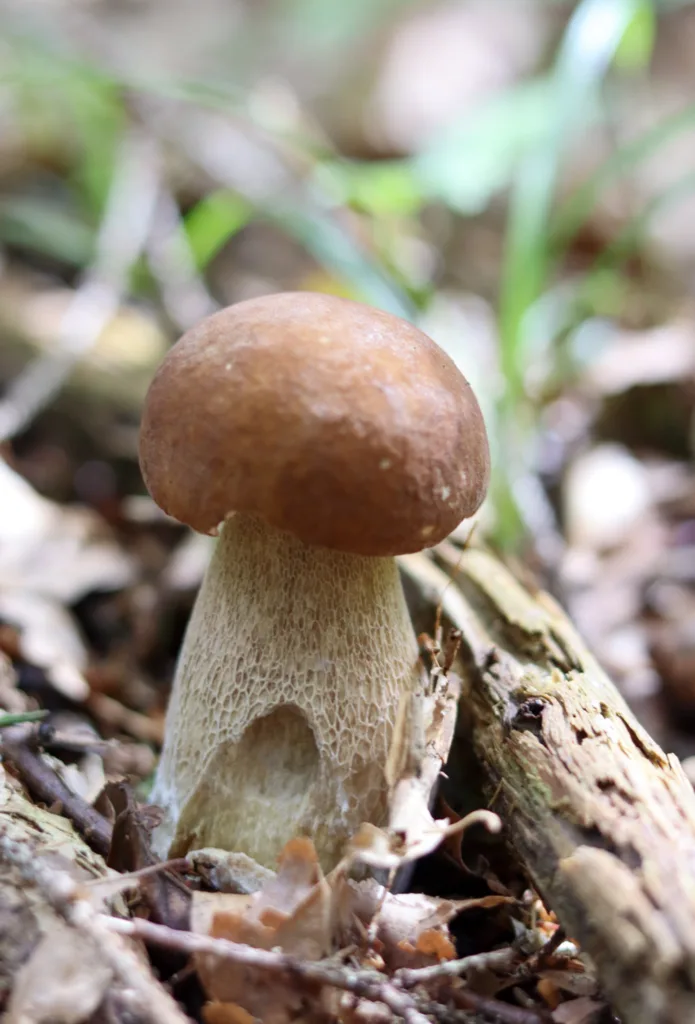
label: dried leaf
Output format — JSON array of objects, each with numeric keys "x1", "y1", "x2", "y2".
[
  {"x1": 0, "y1": 459, "x2": 133, "y2": 604},
  {"x1": 192, "y1": 839, "x2": 333, "y2": 1020},
  {"x1": 348, "y1": 803, "x2": 500, "y2": 870},
  {"x1": 203, "y1": 1002, "x2": 257, "y2": 1024},
  {"x1": 0, "y1": 590, "x2": 90, "y2": 700},
  {"x1": 6, "y1": 919, "x2": 112, "y2": 1024},
  {"x1": 106, "y1": 781, "x2": 190, "y2": 930},
  {"x1": 0, "y1": 459, "x2": 134, "y2": 700},
  {"x1": 413, "y1": 928, "x2": 455, "y2": 960},
  {"x1": 254, "y1": 837, "x2": 322, "y2": 919},
  {"x1": 539, "y1": 969, "x2": 598, "y2": 998},
  {"x1": 335, "y1": 877, "x2": 501, "y2": 970},
  {"x1": 552, "y1": 997, "x2": 605, "y2": 1024},
  {"x1": 348, "y1": 669, "x2": 503, "y2": 870}
]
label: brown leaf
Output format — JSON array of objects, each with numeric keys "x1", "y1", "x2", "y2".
[
  {"x1": 414, "y1": 928, "x2": 455, "y2": 960},
  {"x1": 537, "y1": 977, "x2": 561, "y2": 1010},
  {"x1": 203, "y1": 1003, "x2": 258, "y2": 1024},
  {"x1": 338, "y1": 878, "x2": 472, "y2": 970},
  {"x1": 106, "y1": 780, "x2": 191, "y2": 931},
  {"x1": 253, "y1": 837, "x2": 322, "y2": 919},
  {"x1": 192, "y1": 839, "x2": 334, "y2": 1021}
]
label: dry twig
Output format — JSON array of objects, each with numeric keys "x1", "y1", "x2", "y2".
[
  {"x1": 106, "y1": 915, "x2": 446, "y2": 1024},
  {"x1": 1, "y1": 725, "x2": 113, "y2": 856},
  {"x1": 396, "y1": 948, "x2": 516, "y2": 989},
  {"x1": 451, "y1": 989, "x2": 553, "y2": 1024}
]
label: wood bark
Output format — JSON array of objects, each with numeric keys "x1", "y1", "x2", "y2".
[{"x1": 401, "y1": 544, "x2": 695, "y2": 1024}]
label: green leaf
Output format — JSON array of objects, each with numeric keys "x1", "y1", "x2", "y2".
[
  {"x1": 0, "y1": 198, "x2": 94, "y2": 266},
  {"x1": 499, "y1": 0, "x2": 651, "y2": 402},
  {"x1": 269, "y1": 203, "x2": 418, "y2": 320},
  {"x1": 64, "y1": 74, "x2": 125, "y2": 216},
  {"x1": 412, "y1": 80, "x2": 555, "y2": 214},
  {"x1": 552, "y1": 101, "x2": 695, "y2": 247},
  {"x1": 614, "y1": 0, "x2": 656, "y2": 69},
  {"x1": 0, "y1": 710, "x2": 49, "y2": 729},
  {"x1": 183, "y1": 191, "x2": 252, "y2": 269},
  {"x1": 316, "y1": 160, "x2": 424, "y2": 217},
  {"x1": 277, "y1": 0, "x2": 412, "y2": 51}
]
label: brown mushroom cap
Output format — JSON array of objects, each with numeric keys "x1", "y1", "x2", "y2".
[{"x1": 139, "y1": 292, "x2": 489, "y2": 556}]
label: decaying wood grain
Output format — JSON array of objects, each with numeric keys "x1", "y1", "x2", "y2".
[{"x1": 401, "y1": 544, "x2": 695, "y2": 1024}]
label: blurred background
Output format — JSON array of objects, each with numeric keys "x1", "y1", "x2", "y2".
[{"x1": 1, "y1": 0, "x2": 695, "y2": 777}]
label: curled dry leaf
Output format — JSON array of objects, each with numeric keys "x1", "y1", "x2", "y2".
[
  {"x1": 349, "y1": 667, "x2": 502, "y2": 870},
  {"x1": 348, "y1": 798, "x2": 501, "y2": 871},
  {"x1": 336, "y1": 879, "x2": 513, "y2": 971}
]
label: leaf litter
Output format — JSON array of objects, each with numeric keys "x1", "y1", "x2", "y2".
[{"x1": 0, "y1": 454, "x2": 607, "y2": 1022}]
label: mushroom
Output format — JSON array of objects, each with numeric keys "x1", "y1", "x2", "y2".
[{"x1": 139, "y1": 292, "x2": 489, "y2": 869}]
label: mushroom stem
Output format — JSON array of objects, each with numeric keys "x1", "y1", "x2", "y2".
[{"x1": 151, "y1": 513, "x2": 422, "y2": 869}]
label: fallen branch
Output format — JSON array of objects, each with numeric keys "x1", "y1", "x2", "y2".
[{"x1": 402, "y1": 544, "x2": 695, "y2": 1024}]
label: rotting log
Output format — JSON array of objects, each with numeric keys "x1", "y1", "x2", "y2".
[{"x1": 400, "y1": 544, "x2": 695, "y2": 1024}]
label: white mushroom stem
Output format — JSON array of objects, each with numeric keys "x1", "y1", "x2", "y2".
[{"x1": 151, "y1": 513, "x2": 422, "y2": 870}]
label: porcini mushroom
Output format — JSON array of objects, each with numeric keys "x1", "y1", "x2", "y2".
[{"x1": 140, "y1": 292, "x2": 489, "y2": 869}]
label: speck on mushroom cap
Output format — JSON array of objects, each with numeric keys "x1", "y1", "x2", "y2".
[{"x1": 139, "y1": 292, "x2": 490, "y2": 556}]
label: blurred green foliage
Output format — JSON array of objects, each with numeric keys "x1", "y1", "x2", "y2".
[{"x1": 2, "y1": 0, "x2": 695, "y2": 547}]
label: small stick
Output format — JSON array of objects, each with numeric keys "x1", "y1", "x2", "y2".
[
  {"x1": 451, "y1": 989, "x2": 552, "y2": 1024},
  {"x1": 396, "y1": 947, "x2": 516, "y2": 989},
  {"x1": 518, "y1": 928, "x2": 568, "y2": 978},
  {"x1": 1, "y1": 726, "x2": 112, "y2": 856}
]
